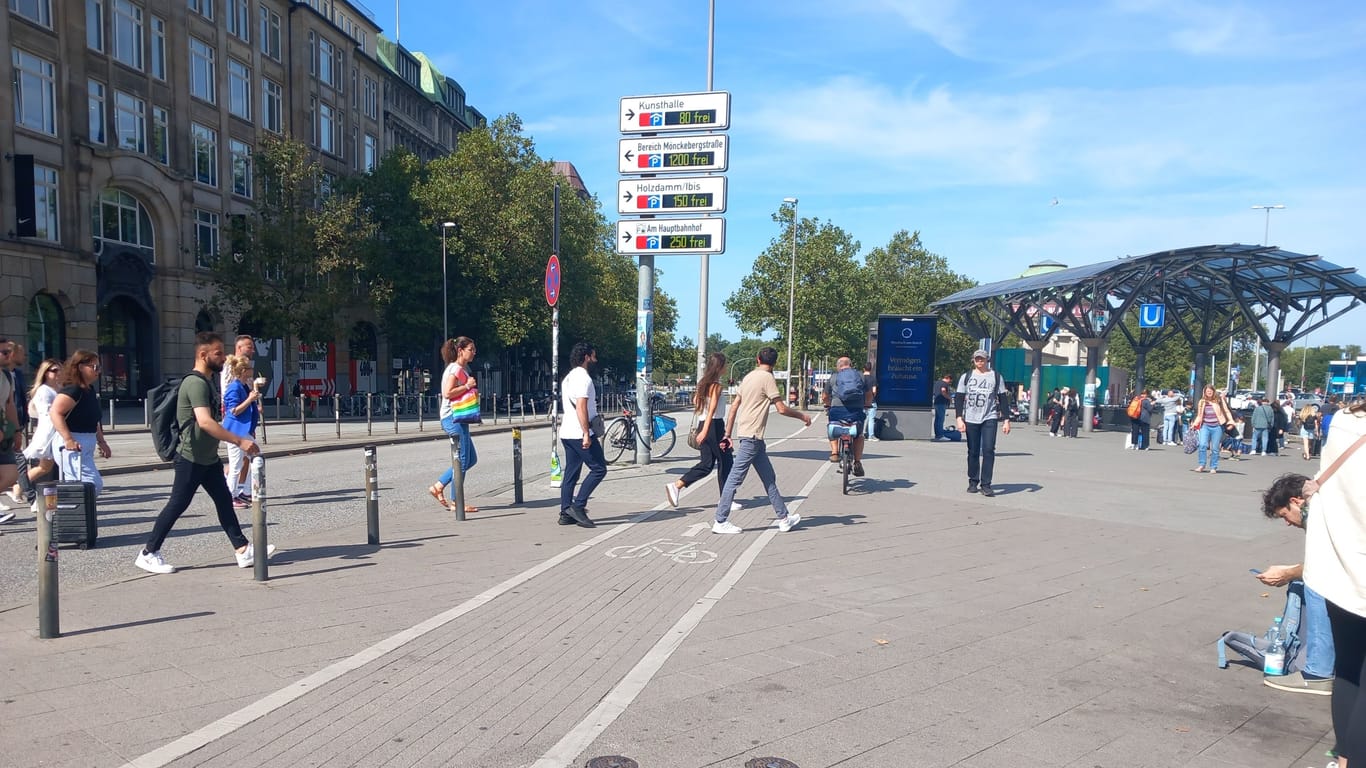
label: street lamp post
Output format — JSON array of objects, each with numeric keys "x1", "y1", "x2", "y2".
[
  {"x1": 783, "y1": 197, "x2": 798, "y2": 401},
  {"x1": 1251, "y1": 204, "x2": 1285, "y2": 246},
  {"x1": 441, "y1": 221, "x2": 456, "y2": 342},
  {"x1": 1248, "y1": 205, "x2": 1284, "y2": 391}
]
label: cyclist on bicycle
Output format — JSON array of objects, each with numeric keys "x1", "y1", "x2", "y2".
[{"x1": 822, "y1": 356, "x2": 873, "y2": 477}]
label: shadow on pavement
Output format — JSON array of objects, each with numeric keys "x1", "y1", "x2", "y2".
[
  {"x1": 988, "y1": 482, "x2": 1043, "y2": 495},
  {"x1": 846, "y1": 478, "x2": 915, "y2": 494},
  {"x1": 798, "y1": 514, "x2": 868, "y2": 528},
  {"x1": 267, "y1": 562, "x2": 377, "y2": 580},
  {"x1": 60, "y1": 610, "x2": 216, "y2": 638}
]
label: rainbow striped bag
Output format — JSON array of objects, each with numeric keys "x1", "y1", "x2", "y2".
[{"x1": 448, "y1": 388, "x2": 481, "y2": 424}]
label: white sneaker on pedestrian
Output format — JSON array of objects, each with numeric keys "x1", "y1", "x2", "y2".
[
  {"x1": 235, "y1": 542, "x2": 277, "y2": 568},
  {"x1": 135, "y1": 550, "x2": 176, "y2": 574},
  {"x1": 5, "y1": 489, "x2": 25, "y2": 506},
  {"x1": 777, "y1": 512, "x2": 801, "y2": 532},
  {"x1": 730, "y1": 501, "x2": 743, "y2": 513},
  {"x1": 712, "y1": 520, "x2": 743, "y2": 534},
  {"x1": 664, "y1": 483, "x2": 680, "y2": 508},
  {"x1": 0, "y1": 510, "x2": 16, "y2": 525}
]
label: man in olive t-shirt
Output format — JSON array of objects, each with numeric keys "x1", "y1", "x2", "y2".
[
  {"x1": 135, "y1": 332, "x2": 270, "y2": 575},
  {"x1": 712, "y1": 347, "x2": 813, "y2": 534}
]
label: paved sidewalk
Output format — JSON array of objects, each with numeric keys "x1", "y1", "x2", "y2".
[{"x1": 0, "y1": 424, "x2": 1336, "y2": 768}]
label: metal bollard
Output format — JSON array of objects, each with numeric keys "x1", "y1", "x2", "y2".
[
  {"x1": 512, "y1": 428, "x2": 524, "y2": 504},
  {"x1": 363, "y1": 445, "x2": 379, "y2": 544},
  {"x1": 365, "y1": 392, "x2": 373, "y2": 436},
  {"x1": 260, "y1": 401, "x2": 269, "y2": 445},
  {"x1": 250, "y1": 455, "x2": 268, "y2": 581},
  {"x1": 37, "y1": 484, "x2": 59, "y2": 638},
  {"x1": 491, "y1": 393, "x2": 497, "y2": 425},
  {"x1": 334, "y1": 395, "x2": 341, "y2": 438},
  {"x1": 449, "y1": 436, "x2": 466, "y2": 522},
  {"x1": 520, "y1": 394, "x2": 527, "y2": 423},
  {"x1": 418, "y1": 393, "x2": 424, "y2": 432},
  {"x1": 393, "y1": 393, "x2": 399, "y2": 434},
  {"x1": 107, "y1": 397, "x2": 116, "y2": 431},
  {"x1": 299, "y1": 395, "x2": 307, "y2": 442}
]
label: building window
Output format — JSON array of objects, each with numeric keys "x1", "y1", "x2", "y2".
[
  {"x1": 86, "y1": 0, "x2": 104, "y2": 51},
  {"x1": 9, "y1": 0, "x2": 53, "y2": 27},
  {"x1": 188, "y1": 0, "x2": 211, "y2": 21},
  {"x1": 112, "y1": 0, "x2": 142, "y2": 70},
  {"x1": 364, "y1": 77, "x2": 379, "y2": 120},
  {"x1": 12, "y1": 49, "x2": 56, "y2": 135},
  {"x1": 230, "y1": 139, "x2": 252, "y2": 197},
  {"x1": 259, "y1": 6, "x2": 280, "y2": 60},
  {"x1": 27, "y1": 294, "x2": 67, "y2": 363},
  {"x1": 317, "y1": 36, "x2": 335, "y2": 87},
  {"x1": 262, "y1": 77, "x2": 282, "y2": 133},
  {"x1": 151, "y1": 105, "x2": 169, "y2": 164},
  {"x1": 192, "y1": 122, "x2": 218, "y2": 187},
  {"x1": 363, "y1": 134, "x2": 378, "y2": 171},
  {"x1": 94, "y1": 188, "x2": 155, "y2": 263},
  {"x1": 228, "y1": 59, "x2": 251, "y2": 120},
  {"x1": 226, "y1": 0, "x2": 248, "y2": 41},
  {"x1": 151, "y1": 15, "x2": 166, "y2": 79},
  {"x1": 194, "y1": 209, "x2": 219, "y2": 267},
  {"x1": 114, "y1": 91, "x2": 145, "y2": 152},
  {"x1": 88, "y1": 80, "x2": 106, "y2": 145},
  {"x1": 190, "y1": 37, "x2": 216, "y2": 103},
  {"x1": 33, "y1": 165, "x2": 60, "y2": 242},
  {"x1": 317, "y1": 101, "x2": 335, "y2": 154}
]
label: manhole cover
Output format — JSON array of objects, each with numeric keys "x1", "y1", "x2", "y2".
[
  {"x1": 745, "y1": 759, "x2": 800, "y2": 768},
  {"x1": 584, "y1": 757, "x2": 639, "y2": 768}
]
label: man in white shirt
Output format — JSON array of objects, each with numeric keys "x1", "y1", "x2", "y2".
[{"x1": 557, "y1": 342, "x2": 604, "y2": 528}]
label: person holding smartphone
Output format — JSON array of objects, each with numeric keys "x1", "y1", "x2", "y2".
[{"x1": 1259, "y1": 474, "x2": 1335, "y2": 698}]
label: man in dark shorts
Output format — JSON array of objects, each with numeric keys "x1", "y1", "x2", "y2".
[{"x1": 822, "y1": 356, "x2": 872, "y2": 477}]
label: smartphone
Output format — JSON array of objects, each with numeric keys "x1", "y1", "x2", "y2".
[{"x1": 1249, "y1": 568, "x2": 1264, "y2": 576}]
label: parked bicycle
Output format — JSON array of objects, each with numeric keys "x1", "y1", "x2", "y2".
[{"x1": 603, "y1": 402, "x2": 677, "y2": 462}]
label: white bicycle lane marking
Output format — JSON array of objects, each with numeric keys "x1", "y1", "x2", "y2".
[{"x1": 125, "y1": 422, "x2": 819, "y2": 768}]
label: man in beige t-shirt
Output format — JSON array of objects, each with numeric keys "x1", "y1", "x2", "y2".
[{"x1": 712, "y1": 346, "x2": 812, "y2": 534}]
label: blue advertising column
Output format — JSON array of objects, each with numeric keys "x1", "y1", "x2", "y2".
[{"x1": 873, "y1": 315, "x2": 937, "y2": 439}]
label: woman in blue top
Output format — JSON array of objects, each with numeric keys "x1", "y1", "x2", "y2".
[{"x1": 222, "y1": 354, "x2": 263, "y2": 507}]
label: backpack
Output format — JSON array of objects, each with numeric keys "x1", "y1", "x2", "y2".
[
  {"x1": 148, "y1": 373, "x2": 206, "y2": 461},
  {"x1": 1126, "y1": 395, "x2": 1144, "y2": 420},
  {"x1": 1216, "y1": 580, "x2": 1306, "y2": 675},
  {"x1": 831, "y1": 368, "x2": 865, "y2": 405}
]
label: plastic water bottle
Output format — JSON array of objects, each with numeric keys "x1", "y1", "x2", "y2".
[
  {"x1": 1263, "y1": 616, "x2": 1286, "y2": 675},
  {"x1": 549, "y1": 450, "x2": 563, "y2": 488}
]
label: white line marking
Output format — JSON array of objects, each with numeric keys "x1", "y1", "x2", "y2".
[{"x1": 530, "y1": 456, "x2": 832, "y2": 768}]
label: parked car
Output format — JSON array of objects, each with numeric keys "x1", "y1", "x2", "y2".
[
  {"x1": 1292, "y1": 393, "x2": 1324, "y2": 411},
  {"x1": 1228, "y1": 390, "x2": 1264, "y2": 410}
]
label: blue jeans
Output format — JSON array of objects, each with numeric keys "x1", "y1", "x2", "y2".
[
  {"x1": 1196, "y1": 423, "x2": 1223, "y2": 469},
  {"x1": 56, "y1": 433, "x2": 104, "y2": 496},
  {"x1": 1162, "y1": 414, "x2": 1178, "y2": 444},
  {"x1": 1303, "y1": 583, "x2": 1336, "y2": 679},
  {"x1": 933, "y1": 402, "x2": 947, "y2": 438},
  {"x1": 715, "y1": 437, "x2": 790, "y2": 523},
  {"x1": 1252, "y1": 427, "x2": 1269, "y2": 453},
  {"x1": 559, "y1": 436, "x2": 606, "y2": 512},
  {"x1": 436, "y1": 416, "x2": 477, "y2": 500},
  {"x1": 964, "y1": 419, "x2": 1000, "y2": 486},
  {"x1": 865, "y1": 402, "x2": 878, "y2": 438}
]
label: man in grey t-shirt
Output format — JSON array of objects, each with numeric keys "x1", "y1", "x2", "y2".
[{"x1": 953, "y1": 349, "x2": 1011, "y2": 497}]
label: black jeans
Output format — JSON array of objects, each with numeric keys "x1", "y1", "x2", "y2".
[
  {"x1": 146, "y1": 456, "x2": 247, "y2": 553},
  {"x1": 1327, "y1": 600, "x2": 1366, "y2": 762},
  {"x1": 1129, "y1": 419, "x2": 1149, "y2": 449},
  {"x1": 1063, "y1": 411, "x2": 1079, "y2": 437},
  {"x1": 559, "y1": 436, "x2": 606, "y2": 513},
  {"x1": 679, "y1": 418, "x2": 733, "y2": 493},
  {"x1": 964, "y1": 419, "x2": 1000, "y2": 487}
]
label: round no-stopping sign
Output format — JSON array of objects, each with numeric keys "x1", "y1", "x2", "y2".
[{"x1": 545, "y1": 253, "x2": 561, "y2": 307}]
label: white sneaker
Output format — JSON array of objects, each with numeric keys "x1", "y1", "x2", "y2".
[
  {"x1": 5, "y1": 489, "x2": 25, "y2": 505},
  {"x1": 665, "y1": 483, "x2": 680, "y2": 508},
  {"x1": 777, "y1": 513, "x2": 801, "y2": 532},
  {"x1": 712, "y1": 520, "x2": 743, "y2": 534},
  {"x1": 0, "y1": 510, "x2": 16, "y2": 525},
  {"x1": 730, "y1": 501, "x2": 742, "y2": 513},
  {"x1": 135, "y1": 550, "x2": 176, "y2": 574},
  {"x1": 235, "y1": 542, "x2": 277, "y2": 568}
]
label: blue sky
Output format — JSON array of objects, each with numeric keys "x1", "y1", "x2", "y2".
[{"x1": 380, "y1": 0, "x2": 1366, "y2": 347}]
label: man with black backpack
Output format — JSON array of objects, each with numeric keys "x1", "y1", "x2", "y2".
[
  {"x1": 821, "y1": 356, "x2": 872, "y2": 477},
  {"x1": 134, "y1": 332, "x2": 273, "y2": 575},
  {"x1": 954, "y1": 349, "x2": 1011, "y2": 497}
]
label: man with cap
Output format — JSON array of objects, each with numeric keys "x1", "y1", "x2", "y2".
[{"x1": 954, "y1": 349, "x2": 1011, "y2": 497}]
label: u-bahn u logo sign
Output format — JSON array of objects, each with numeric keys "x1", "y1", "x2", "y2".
[{"x1": 1139, "y1": 303, "x2": 1166, "y2": 328}]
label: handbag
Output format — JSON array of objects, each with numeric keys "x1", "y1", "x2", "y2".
[
  {"x1": 589, "y1": 413, "x2": 606, "y2": 438},
  {"x1": 1182, "y1": 426, "x2": 1200, "y2": 454},
  {"x1": 447, "y1": 388, "x2": 481, "y2": 424},
  {"x1": 686, "y1": 420, "x2": 703, "y2": 451}
]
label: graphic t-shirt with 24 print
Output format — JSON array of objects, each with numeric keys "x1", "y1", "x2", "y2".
[{"x1": 956, "y1": 370, "x2": 1006, "y2": 424}]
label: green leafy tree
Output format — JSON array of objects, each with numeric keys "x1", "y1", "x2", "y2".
[
  {"x1": 862, "y1": 229, "x2": 977, "y2": 376},
  {"x1": 205, "y1": 136, "x2": 376, "y2": 367}
]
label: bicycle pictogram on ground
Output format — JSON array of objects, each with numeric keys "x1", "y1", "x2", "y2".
[{"x1": 605, "y1": 539, "x2": 717, "y2": 564}]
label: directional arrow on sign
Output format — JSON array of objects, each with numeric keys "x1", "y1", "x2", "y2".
[
  {"x1": 622, "y1": 190, "x2": 633, "y2": 204},
  {"x1": 624, "y1": 109, "x2": 635, "y2": 121},
  {"x1": 624, "y1": 150, "x2": 634, "y2": 163}
]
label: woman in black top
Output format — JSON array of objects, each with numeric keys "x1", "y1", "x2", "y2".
[{"x1": 48, "y1": 350, "x2": 111, "y2": 495}]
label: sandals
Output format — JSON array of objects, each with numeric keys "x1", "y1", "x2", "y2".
[
  {"x1": 829, "y1": 453, "x2": 840, "y2": 463},
  {"x1": 427, "y1": 484, "x2": 451, "y2": 509},
  {"x1": 464, "y1": 506, "x2": 478, "y2": 514}
]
